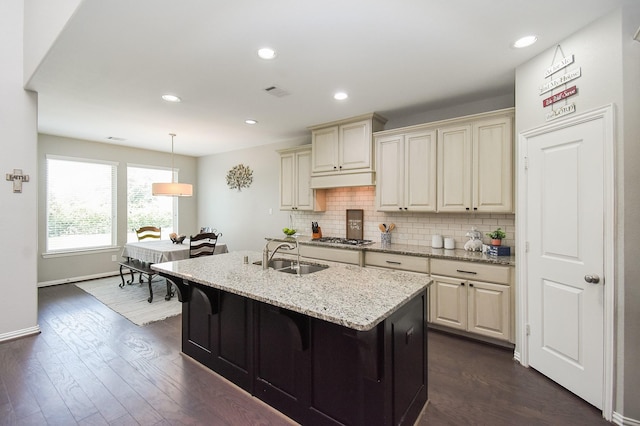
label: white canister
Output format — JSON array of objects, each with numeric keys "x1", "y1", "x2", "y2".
[
  {"x1": 444, "y1": 237, "x2": 455, "y2": 250},
  {"x1": 431, "y1": 234, "x2": 443, "y2": 248}
]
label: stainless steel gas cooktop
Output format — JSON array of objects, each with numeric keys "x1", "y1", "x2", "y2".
[{"x1": 312, "y1": 237, "x2": 374, "y2": 246}]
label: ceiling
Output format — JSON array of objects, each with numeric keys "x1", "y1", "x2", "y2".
[{"x1": 27, "y1": 0, "x2": 625, "y2": 157}]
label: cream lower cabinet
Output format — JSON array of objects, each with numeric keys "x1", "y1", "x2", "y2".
[
  {"x1": 375, "y1": 129, "x2": 437, "y2": 212},
  {"x1": 278, "y1": 146, "x2": 325, "y2": 211},
  {"x1": 429, "y1": 259, "x2": 513, "y2": 343}
]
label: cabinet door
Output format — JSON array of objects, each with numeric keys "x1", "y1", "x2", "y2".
[
  {"x1": 467, "y1": 280, "x2": 511, "y2": 341},
  {"x1": 429, "y1": 275, "x2": 467, "y2": 331},
  {"x1": 339, "y1": 119, "x2": 372, "y2": 171},
  {"x1": 405, "y1": 130, "x2": 437, "y2": 211},
  {"x1": 312, "y1": 126, "x2": 338, "y2": 172},
  {"x1": 375, "y1": 134, "x2": 403, "y2": 211},
  {"x1": 437, "y1": 125, "x2": 472, "y2": 212},
  {"x1": 279, "y1": 152, "x2": 295, "y2": 210},
  {"x1": 473, "y1": 116, "x2": 513, "y2": 212},
  {"x1": 294, "y1": 150, "x2": 314, "y2": 210}
]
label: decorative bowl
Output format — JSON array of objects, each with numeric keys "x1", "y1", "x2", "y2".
[
  {"x1": 171, "y1": 235, "x2": 186, "y2": 244},
  {"x1": 282, "y1": 228, "x2": 297, "y2": 236}
]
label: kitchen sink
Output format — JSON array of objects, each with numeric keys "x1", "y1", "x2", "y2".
[{"x1": 253, "y1": 258, "x2": 329, "y2": 275}]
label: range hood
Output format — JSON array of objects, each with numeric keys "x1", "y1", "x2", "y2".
[{"x1": 310, "y1": 172, "x2": 375, "y2": 189}]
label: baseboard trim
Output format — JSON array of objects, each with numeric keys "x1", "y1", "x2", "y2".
[
  {"x1": 0, "y1": 325, "x2": 41, "y2": 343},
  {"x1": 613, "y1": 411, "x2": 640, "y2": 426},
  {"x1": 38, "y1": 271, "x2": 120, "y2": 288}
]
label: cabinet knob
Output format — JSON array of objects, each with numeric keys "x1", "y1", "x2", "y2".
[
  {"x1": 333, "y1": 166, "x2": 337, "y2": 170},
  {"x1": 465, "y1": 207, "x2": 470, "y2": 211},
  {"x1": 404, "y1": 207, "x2": 408, "y2": 210}
]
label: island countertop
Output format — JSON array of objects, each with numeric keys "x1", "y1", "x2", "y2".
[{"x1": 152, "y1": 250, "x2": 429, "y2": 331}]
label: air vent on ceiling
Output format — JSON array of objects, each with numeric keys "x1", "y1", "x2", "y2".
[
  {"x1": 106, "y1": 136, "x2": 126, "y2": 141},
  {"x1": 264, "y1": 85, "x2": 290, "y2": 98}
]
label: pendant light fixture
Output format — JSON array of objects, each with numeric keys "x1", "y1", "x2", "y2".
[{"x1": 152, "y1": 133, "x2": 193, "y2": 196}]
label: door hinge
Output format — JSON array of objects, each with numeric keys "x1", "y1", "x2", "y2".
[
  {"x1": 525, "y1": 241, "x2": 530, "y2": 253},
  {"x1": 524, "y1": 156, "x2": 529, "y2": 170},
  {"x1": 526, "y1": 324, "x2": 531, "y2": 336}
]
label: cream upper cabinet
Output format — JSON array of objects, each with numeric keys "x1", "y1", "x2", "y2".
[
  {"x1": 309, "y1": 114, "x2": 387, "y2": 188},
  {"x1": 278, "y1": 146, "x2": 325, "y2": 211},
  {"x1": 436, "y1": 124, "x2": 472, "y2": 212},
  {"x1": 472, "y1": 116, "x2": 513, "y2": 212},
  {"x1": 437, "y1": 111, "x2": 514, "y2": 213},
  {"x1": 310, "y1": 127, "x2": 339, "y2": 173},
  {"x1": 376, "y1": 129, "x2": 437, "y2": 212}
]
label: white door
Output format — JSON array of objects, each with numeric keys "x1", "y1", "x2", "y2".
[{"x1": 525, "y1": 114, "x2": 606, "y2": 409}]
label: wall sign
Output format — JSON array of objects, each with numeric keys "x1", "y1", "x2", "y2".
[
  {"x1": 542, "y1": 85, "x2": 578, "y2": 107},
  {"x1": 539, "y1": 45, "x2": 579, "y2": 122},
  {"x1": 546, "y1": 103, "x2": 576, "y2": 121},
  {"x1": 539, "y1": 68, "x2": 581, "y2": 95},
  {"x1": 544, "y1": 54, "x2": 574, "y2": 78}
]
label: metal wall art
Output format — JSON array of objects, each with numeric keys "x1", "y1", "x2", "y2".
[{"x1": 226, "y1": 163, "x2": 253, "y2": 191}]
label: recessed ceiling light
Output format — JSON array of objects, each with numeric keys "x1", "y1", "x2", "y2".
[
  {"x1": 334, "y1": 91, "x2": 348, "y2": 100},
  {"x1": 162, "y1": 94, "x2": 182, "y2": 102},
  {"x1": 245, "y1": 119, "x2": 258, "y2": 125},
  {"x1": 513, "y1": 35, "x2": 538, "y2": 48},
  {"x1": 257, "y1": 48, "x2": 276, "y2": 60}
]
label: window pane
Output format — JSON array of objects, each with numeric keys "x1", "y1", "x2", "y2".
[
  {"x1": 47, "y1": 157, "x2": 116, "y2": 251},
  {"x1": 127, "y1": 166, "x2": 175, "y2": 241}
]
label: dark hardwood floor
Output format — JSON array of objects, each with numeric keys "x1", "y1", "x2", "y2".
[{"x1": 0, "y1": 284, "x2": 609, "y2": 425}]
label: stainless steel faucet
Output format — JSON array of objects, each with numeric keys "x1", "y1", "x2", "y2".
[{"x1": 262, "y1": 241, "x2": 296, "y2": 270}]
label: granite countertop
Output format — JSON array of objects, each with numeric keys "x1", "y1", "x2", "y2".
[
  {"x1": 152, "y1": 250, "x2": 429, "y2": 332},
  {"x1": 268, "y1": 236, "x2": 516, "y2": 266}
]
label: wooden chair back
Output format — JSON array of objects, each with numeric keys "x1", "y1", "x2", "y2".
[
  {"x1": 189, "y1": 232, "x2": 219, "y2": 258},
  {"x1": 135, "y1": 226, "x2": 161, "y2": 241}
]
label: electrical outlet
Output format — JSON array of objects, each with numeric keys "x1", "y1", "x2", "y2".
[
  {"x1": 111, "y1": 255, "x2": 117, "y2": 262},
  {"x1": 268, "y1": 208, "x2": 273, "y2": 215}
]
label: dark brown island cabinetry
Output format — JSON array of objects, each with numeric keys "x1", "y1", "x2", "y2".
[{"x1": 160, "y1": 274, "x2": 428, "y2": 426}]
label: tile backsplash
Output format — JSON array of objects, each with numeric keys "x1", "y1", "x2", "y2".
[{"x1": 289, "y1": 186, "x2": 516, "y2": 250}]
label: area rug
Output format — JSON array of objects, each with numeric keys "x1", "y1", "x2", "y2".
[{"x1": 75, "y1": 275, "x2": 182, "y2": 326}]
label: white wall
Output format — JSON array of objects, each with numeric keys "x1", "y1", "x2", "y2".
[
  {"x1": 197, "y1": 138, "x2": 309, "y2": 252},
  {"x1": 37, "y1": 134, "x2": 198, "y2": 285},
  {"x1": 23, "y1": 0, "x2": 82, "y2": 84},
  {"x1": 515, "y1": 4, "x2": 640, "y2": 421},
  {"x1": 620, "y1": 3, "x2": 640, "y2": 420},
  {"x1": 0, "y1": 0, "x2": 39, "y2": 340}
]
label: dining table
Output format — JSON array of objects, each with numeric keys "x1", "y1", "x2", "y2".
[{"x1": 119, "y1": 239, "x2": 229, "y2": 302}]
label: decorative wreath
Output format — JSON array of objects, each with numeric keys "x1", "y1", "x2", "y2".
[{"x1": 226, "y1": 163, "x2": 253, "y2": 191}]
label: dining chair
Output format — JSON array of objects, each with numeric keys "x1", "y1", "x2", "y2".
[
  {"x1": 135, "y1": 226, "x2": 161, "y2": 241},
  {"x1": 131, "y1": 226, "x2": 161, "y2": 283},
  {"x1": 189, "y1": 232, "x2": 219, "y2": 258}
]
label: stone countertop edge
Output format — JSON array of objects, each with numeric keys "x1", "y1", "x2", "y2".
[
  {"x1": 267, "y1": 236, "x2": 515, "y2": 266},
  {"x1": 152, "y1": 250, "x2": 430, "y2": 332}
]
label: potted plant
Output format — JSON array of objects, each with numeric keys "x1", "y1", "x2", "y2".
[{"x1": 486, "y1": 228, "x2": 506, "y2": 246}]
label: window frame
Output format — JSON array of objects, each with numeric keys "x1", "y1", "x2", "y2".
[
  {"x1": 44, "y1": 154, "x2": 119, "y2": 256},
  {"x1": 126, "y1": 163, "x2": 179, "y2": 242}
]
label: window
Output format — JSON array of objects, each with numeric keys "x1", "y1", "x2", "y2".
[
  {"x1": 46, "y1": 156, "x2": 117, "y2": 252},
  {"x1": 127, "y1": 165, "x2": 176, "y2": 242}
]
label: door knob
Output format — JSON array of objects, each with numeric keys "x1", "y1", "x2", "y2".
[{"x1": 584, "y1": 274, "x2": 600, "y2": 284}]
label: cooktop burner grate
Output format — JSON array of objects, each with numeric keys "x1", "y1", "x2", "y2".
[{"x1": 313, "y1": 237, "x2": 374, "y2": 246}]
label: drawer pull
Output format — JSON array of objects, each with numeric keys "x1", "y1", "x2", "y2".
[
  {"x1": 386, "y1": 260, "x2": 402, "y2": 265},
  {"x1": 456, "y1": 269, "x2": 477, "y2": 275}
]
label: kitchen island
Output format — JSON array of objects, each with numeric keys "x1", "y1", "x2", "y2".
[{"x1": 152, "y1": 250, "x2": 429, "y2": 426}]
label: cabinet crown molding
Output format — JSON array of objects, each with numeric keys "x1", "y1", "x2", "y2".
[{"x1": 374, "y1": 107, "x2": 514, "y2": 137}]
